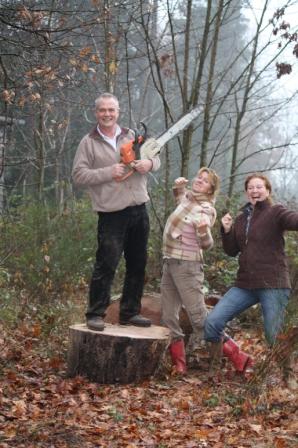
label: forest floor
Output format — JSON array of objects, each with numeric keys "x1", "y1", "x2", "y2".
[{"x1": 0, "y1": 292, "x2": 297, "y2": 448}]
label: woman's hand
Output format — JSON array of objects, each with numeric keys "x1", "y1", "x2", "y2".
[
  {"x1": 221, "y1": 213, "x2": 233, "y2": 233},
  {"x1": 174, "y1": 177, "x2": 188, "y2": 187},
  {"x1": 195, "y1": 219, "x2": 209, "y2": 236}
]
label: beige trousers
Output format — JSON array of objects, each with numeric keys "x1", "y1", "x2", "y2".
[{"x1": 160, "y1": 258, "x2": 208, "y2": 341}]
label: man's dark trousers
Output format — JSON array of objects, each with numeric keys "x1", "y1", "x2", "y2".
[{"x1": 86, "y1": 203, "x2": 149, "y2": 321}]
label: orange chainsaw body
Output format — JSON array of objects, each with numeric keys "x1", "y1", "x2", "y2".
[
  {"x1": 117, "y1": 125, "x2": 147, "y2": 181},
  {"x1": 120, "y1": 135, "x2": 144, "y2": 165}
]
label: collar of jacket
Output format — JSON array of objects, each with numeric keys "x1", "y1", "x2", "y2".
[
  {"x1": 88, "y1": 125, "x2": 130, "y2": 141},
  {"x1": 241, "y1": 198, "x2": 271, "y2": 213},
  {"x1": 185, "y1": 190, "x2": 215, "y2": 205}
]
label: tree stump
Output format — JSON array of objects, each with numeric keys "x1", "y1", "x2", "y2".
[{"x1": 67, "y1": 323, "x2": 170, "y2": 384}]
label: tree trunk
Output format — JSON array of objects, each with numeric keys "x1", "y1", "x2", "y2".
[
  {"x1": 67, "y1": 323, "x2": 170, "y2": 384},
  {"x1": 201, "y1": 0, "x2": 224, "y2": 166}
]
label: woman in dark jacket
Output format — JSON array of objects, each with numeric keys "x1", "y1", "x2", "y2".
[{"x1": 204, "y1": 173, "x2": 298, "y2": 384}]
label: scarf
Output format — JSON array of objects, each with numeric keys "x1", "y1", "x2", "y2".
[{"x1": 163, "y1": 190, "x2": 216, "y2": 258}]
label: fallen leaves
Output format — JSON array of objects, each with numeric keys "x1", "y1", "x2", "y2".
[{"x1": 0, "y1": 321, "x2": 297, "y2": 448}]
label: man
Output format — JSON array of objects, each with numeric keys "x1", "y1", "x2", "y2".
[{"x1": 72, "y1": 92, "x2": 161, "y2": 331}]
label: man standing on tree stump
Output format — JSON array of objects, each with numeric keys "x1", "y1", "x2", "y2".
[{"x1": 72, "y1": 93, "x2": 161, "y2": 331}]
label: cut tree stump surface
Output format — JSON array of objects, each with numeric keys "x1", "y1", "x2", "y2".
[
  {"x1": 69, "y1": 322, "x2": 170, "y2": 339},
  {"x1": 67, "y1": 323, "x2": 170, "y2": 384}
]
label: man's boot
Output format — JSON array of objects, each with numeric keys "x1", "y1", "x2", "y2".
[
  {"x1": 223, "y1": 338, "x2": 253, "y2": 373},
  {"x1": 169, "y1": 339, "x2": 187, "y2": 374},
  {"x1": 208, "y1": 340, "x2": 223, "y2": 376}
]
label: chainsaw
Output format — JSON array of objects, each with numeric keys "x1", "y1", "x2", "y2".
[
  {"x1": 117, "y1": 122, "x2": 148, "y2": 181},
  {"x1": 118, "y1": 105, "x2": 202, "y2": 181}
]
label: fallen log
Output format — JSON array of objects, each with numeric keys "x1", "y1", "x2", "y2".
[
  {"x1": 104, "y1": 292, "x2": 220, "y2": 334},
  {"x1": 67, "y1": 323, "x2": 170, "y2": 384}
]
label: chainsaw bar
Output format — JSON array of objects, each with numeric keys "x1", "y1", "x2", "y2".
[{"x1": 140, "y1": 105, "x2": 202, "y2": 159}]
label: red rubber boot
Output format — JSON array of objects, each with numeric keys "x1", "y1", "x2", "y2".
[
  {"x1": 223, "y1": 338, "x2": 253, "y2": 373},
  {"x1": 169, "y1": 339, "x2": 187, "y2": 374}
]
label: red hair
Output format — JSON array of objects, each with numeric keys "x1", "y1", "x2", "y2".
[{"x1": 244, "y1": 173, "x2": 272, "y2": 194}]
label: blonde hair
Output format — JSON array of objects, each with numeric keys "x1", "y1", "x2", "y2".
[{"x1": 197, "y1": 167, "x2": 220, "y2": 198}]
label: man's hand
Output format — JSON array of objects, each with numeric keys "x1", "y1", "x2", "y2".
[
  {"x1": 140, "y1": 138, "x2": 162, "y2": 159},
  {"x1": 133, "y1": 159, "x2": 153, "y2": 174},
  {"x1": 111, "y1": 163, "x2": 127, "y2": 179},
  {"x1": 221, "y1": 213, "x2": 233, "y2": 233}
]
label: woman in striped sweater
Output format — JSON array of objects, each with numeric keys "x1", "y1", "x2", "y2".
[{"x1": 161, "y1": 168, "x2": 252, "y2": 375}]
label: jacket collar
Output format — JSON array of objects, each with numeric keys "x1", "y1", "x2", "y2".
[
  {"x1": 185, "y1": 190, "x2": 215, "y2": 205},
  {"x1": 89, "y1": 125, "x2": 130, "y2": 140},
  {"x1": 254, "y1": 198, "x2": 272, "y2": 210},
  {"x1": 241, "y1": 198, "x2": 271, "y2": 213}
]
